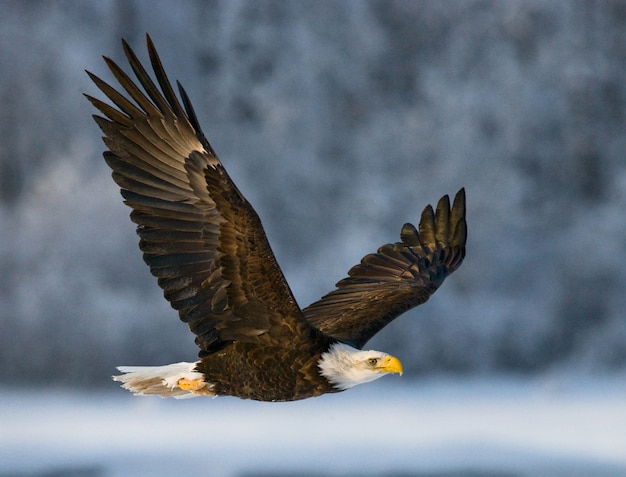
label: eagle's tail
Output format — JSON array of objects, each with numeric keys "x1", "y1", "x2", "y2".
[{"x1": 112, "y1": 361, "x2": 214, "y2": 399}]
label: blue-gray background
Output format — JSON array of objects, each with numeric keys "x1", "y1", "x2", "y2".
[{"x1": 1, "y1": 0, "x2": 625, "y2": 388}]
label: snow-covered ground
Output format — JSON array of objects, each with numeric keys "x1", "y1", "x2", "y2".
[{"x1": 2, "y1": 376, "x2": 625, "y2": 477}]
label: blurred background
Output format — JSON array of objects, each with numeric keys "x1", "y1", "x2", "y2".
[{"x1": 0, "y1": 1, "x2": 625, "y2": 476}]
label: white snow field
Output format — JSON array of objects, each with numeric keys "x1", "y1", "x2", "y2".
[{"x1": 1, "y1": 376, "x2": 625, "y2": 477}]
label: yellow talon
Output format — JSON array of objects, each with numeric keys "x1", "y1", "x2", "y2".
[{"x1": 177, "y1": 377, "x2": 211, "y2": 395}]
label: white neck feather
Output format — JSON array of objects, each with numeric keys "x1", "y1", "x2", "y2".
[{"x1": 318, "y1": 342, "x2": 388, "y2": 390}]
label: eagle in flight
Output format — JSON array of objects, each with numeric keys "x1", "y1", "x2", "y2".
[{"x1": 86, "y1": 35, "x2": 467, "y2": 402}]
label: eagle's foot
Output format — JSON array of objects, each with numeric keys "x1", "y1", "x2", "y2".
[{"x1": 177, "y1": 377, "x2": 211, "y2": 395}]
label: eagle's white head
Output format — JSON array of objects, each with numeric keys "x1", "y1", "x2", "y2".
[{"x1": 318, "y1": 342, "x2": 403, "y2": 391}]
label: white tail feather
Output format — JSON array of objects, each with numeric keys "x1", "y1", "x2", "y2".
[{"x1": 112, "y1": 361, "x2": 212, "y2": 399}]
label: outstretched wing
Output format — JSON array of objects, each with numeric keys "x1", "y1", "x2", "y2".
[
  {"x1": 302, "y1": 189, "x2": 466, "y2": 349},
  {"x1": 86, "y1": 35, "x2": 312, "y2": 356}
]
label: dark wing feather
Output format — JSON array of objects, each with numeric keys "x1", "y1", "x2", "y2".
[
  {"x1": 86, "y1": 35, "x2": 313, "y2": 356},
  {"x1": 303, "y1": 189, "x2": 466, "y2": 349}
]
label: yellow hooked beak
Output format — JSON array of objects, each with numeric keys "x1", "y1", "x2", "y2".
[{"x1": 378, "y1": 355, "x2": 403, "y2": 376}]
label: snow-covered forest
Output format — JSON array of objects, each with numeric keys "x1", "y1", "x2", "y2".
[{"x1": 1, "y1": 0, "x2": 625, "y2": 387}]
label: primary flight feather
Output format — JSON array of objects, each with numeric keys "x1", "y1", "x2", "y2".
[{"x1": 86, "y1": 35, "x2": 467, "y2": 402}]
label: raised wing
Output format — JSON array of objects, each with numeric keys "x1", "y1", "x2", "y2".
[
  {"x1": 86, "y1": 35, "x2": 312, "y2": 356},
  {"x1": 303, "y1": 189, "x2": 466, "y2": 349}
]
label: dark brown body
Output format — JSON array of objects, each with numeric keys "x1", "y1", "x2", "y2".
[{"x1": 198, "y1": 340, "x2": 338, "y2": 401}]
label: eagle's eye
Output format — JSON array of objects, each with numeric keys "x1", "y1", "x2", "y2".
[{"x1": 368, "y1": 357, "x2": 379, "y2": 366}]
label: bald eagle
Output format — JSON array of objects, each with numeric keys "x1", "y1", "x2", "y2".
[{"x1": 85, "y1": 35, "x2": 466, "y2": 402}]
